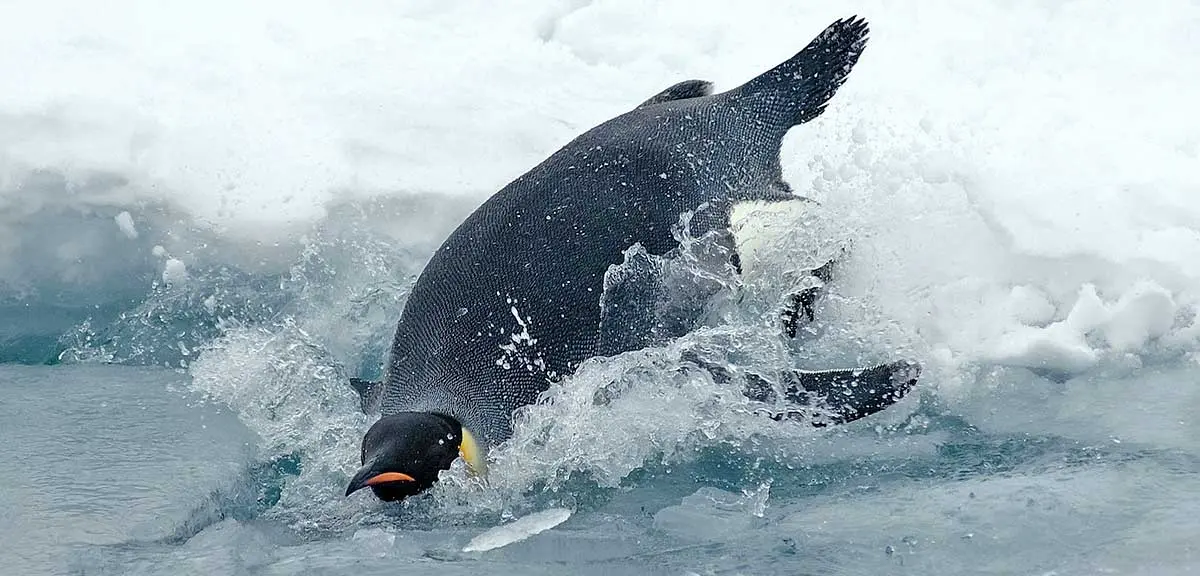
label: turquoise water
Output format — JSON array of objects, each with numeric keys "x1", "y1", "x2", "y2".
[
  {"x1": 2, "y1": 154, "x2": 1198, "y2": 576},
  {"x1": 4, "y1": 362, "x2": 1199, "y2": 574}
]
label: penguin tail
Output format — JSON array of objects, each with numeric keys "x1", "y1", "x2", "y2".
[{"x1": 731, "y1": 16, "x2": 869, "y2": 131}]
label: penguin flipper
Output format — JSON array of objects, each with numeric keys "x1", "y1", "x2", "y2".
[
  {"x1": 600, "y1": 235, "x2": 739, "y2": 357},
  {"x1": 748, "y1": 360, "x2": 921, "y2": 426},
  {"x1": 598, "y1": 244, "x2": 669, "y2": 357},
  {"x1": 637, "y1": 79, "x2": 714, "y2": 109},
  {"x1": 349, "y1": 377, "x2": 383, "y2": 414}
]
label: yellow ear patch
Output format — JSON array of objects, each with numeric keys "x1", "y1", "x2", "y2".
[{"x1": 458, "y1": 427, "x2": 488, "y2": 477}]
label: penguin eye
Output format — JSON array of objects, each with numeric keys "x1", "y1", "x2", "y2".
[{"x1": 428, "y1": 438, "x2": 458, "y2": 461}]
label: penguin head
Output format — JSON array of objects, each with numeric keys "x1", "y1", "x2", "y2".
[{"x1": 344, "y1": 411, "x2": 486, "y2": 501}]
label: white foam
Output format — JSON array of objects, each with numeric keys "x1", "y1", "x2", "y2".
[{"x1": 188, "y1": 324, "x2": 369, "y2": 530}]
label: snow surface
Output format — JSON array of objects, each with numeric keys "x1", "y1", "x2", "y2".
[{"x1": 3, "y1": 0, "x2": 1197, "y2": 376}]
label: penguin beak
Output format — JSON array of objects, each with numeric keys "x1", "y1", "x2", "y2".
[{"x1": 345, "y1": 466, "x2": 416, "y2": 496}]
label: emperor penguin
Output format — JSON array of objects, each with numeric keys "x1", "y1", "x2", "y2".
[{"x1": 345, "y1": 17, "x2": 920, "y2": 502}]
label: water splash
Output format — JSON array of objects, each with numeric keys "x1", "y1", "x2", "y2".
[{"x1": 188, "y1": 317, "x2": 388, "y2": 533}]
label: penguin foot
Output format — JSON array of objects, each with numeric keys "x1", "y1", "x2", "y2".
[
  {"x1": 681, "y1": 349, "x2": 920, "y2": 427},
  {"x1": 779, "y1": 255, "x2": 839, "y2": 338},
  {"x1": 747, "y1": 360, "x2": 921, "y2": 426}
]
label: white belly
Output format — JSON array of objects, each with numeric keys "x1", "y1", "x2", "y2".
[{"x1": 729, "y1": 199, "x2": 816, "y2": 278}]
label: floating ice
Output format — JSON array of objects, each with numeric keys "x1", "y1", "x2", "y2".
[
  {"x1": 462, "y1": 508, "x2": 573, "y2": 553},
  {"x1": 351, "y1": 528, "x2": 396, "y2": 558},
  {"x1": 113, "y1": 211, "x2": 138, "y2": 239},
  {"x1": 985, "y1": 282, "x2": 1179, "y2": 374},
  {"x1": 1104, "y1": 281, "x2": 1176, "y2": 353},
  {"x1": 653, "y1": 484, "x2": 771, "y2": 541},
  {"x1": 162, "y1": 258, "x2": 188, "y2": 286}
]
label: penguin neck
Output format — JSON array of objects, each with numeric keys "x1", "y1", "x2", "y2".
[
  {"x1": 456, "y1": 424, "x2": 488, "y2": 477},
  {"x1": 412, "y1": 373, "x2": 513, "y2": 447},
  {"x1": 418, "y1": 411, "x2": 488, "y2": 478}
]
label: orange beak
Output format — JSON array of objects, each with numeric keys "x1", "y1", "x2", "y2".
[{"x1": 364, "y1": 471, "x2": 416, "y2": 485}]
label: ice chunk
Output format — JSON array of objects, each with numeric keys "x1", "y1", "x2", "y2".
[
  {"x1": 1005, "y1": 285, "x2": 1055, "y2": 326},
  {"x1": 162, "y1": 258, "x2": 188, "y2": 286},
  {"x1": 1103, "y1": 281, "x2": 1175, "y2": 352},
  {"x1": 352, "y1": 528, "x2": 396, "y2": 557},
  {"x1": 113, "y1": 211, "x2": 138, "y2": 239},
  {"x1": 653, "y1": 485, "x2": 771, "y2": 541},
  {"x1": 984, "y1": 285, "x2": 1107, "y2": 373},
  {"x1": 462, "y1": 508, "x2": 572, "y2": 553},
  {"x1": 985, "y1": 282, "x2": 1178, "y2": 374},
  {"x1": 987, "y1": 324, "x2": 1099, "y2": 374},
  {"x1": 1062, "y1": 284, "x2": 1111, "y2": 333}
]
